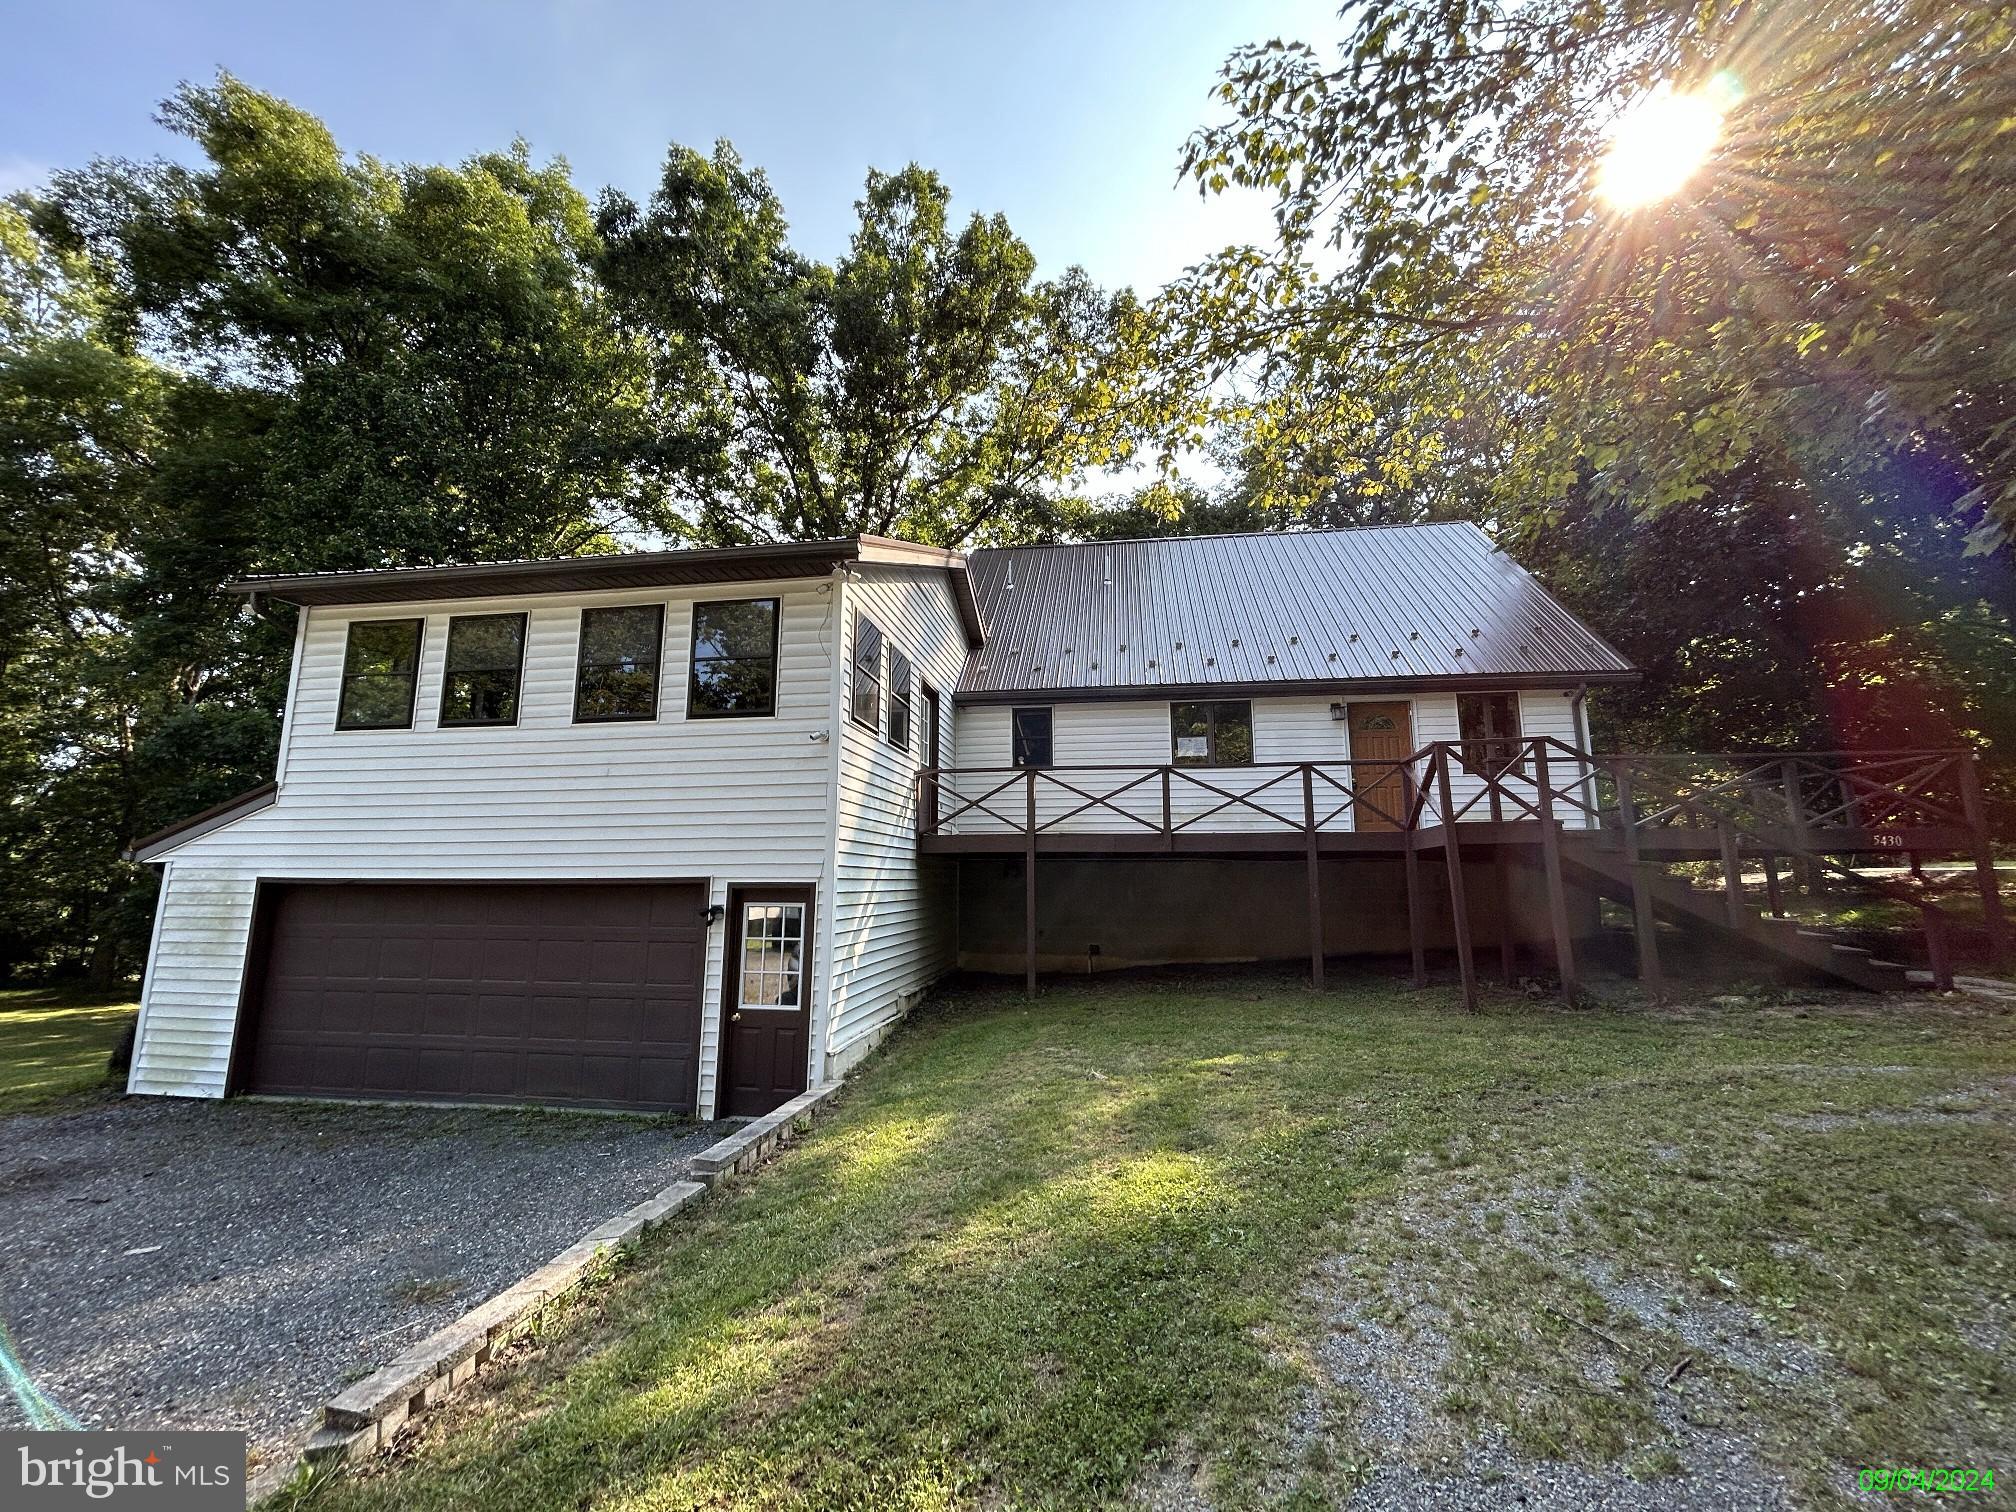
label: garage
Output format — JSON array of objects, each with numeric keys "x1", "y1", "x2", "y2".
[{"x1": 235, "y1": 881, "x2": 706, "y2": 1112}]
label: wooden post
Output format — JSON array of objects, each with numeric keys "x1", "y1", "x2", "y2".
[
  {"x1": 1958, "y1": 754, "x2": 2010, "y2": 970},
  {"x1": 1495, "y1": 845, "x2": 1517, "y2": 980},
  {"x1": 1535, "y1": 745, "x2": 1579, "y2": 1002},
  {"x1": 1024, "y1": 770, "x2": 1038, "y2": 998},
  {"x1": 1920, "y1": 903, "x2": 1954, "y2": 992},
  {"x1": 1303, "y1": 764, "x2": 1325, "y2": 990},
  {"x1": 1437, "y1": 748, "x2": 1479, "y2": 1012},
  {"x1": 1161, "y1": 765, "x2": 1172, "y2": 841},
  {"x1": 1763, "y1": 853, "x2": 1784, "y2": 917},
  {"x1": 1404, "y1": 839, "x2": 1427, "y2": 987},
  {"x1": 1718, "y1": 823, "x2": 1746, "y2": 928},
  {"x1": 1617, "y1": 765, "x2": 1663, "y2": 989}
]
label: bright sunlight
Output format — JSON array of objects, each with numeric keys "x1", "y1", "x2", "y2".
[{"x1": 1596, "y1": 86, "x2": 1727, "y2": 209}]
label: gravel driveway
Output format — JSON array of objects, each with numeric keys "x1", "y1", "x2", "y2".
[{"x1": 0, "y1": 1096, "x2": 732, "y2": 1471}]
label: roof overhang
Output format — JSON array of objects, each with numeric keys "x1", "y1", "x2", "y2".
[
  {"x1": 953, "y1": 669, "x2": 1641, "y2": 706},
  {"x1": 124, "y1": 781, "x2": 279, "y2": 863},
  {"x1": 229, "y1": 535, "x2": 985, "y2": 647}
]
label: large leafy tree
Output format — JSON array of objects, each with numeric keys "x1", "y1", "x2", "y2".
[{"x1": 596, "y1": 144, "x2": 1146, "y2": 545}]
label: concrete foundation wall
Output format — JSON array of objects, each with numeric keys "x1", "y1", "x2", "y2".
[{"x1": 955, "y1": 854, "x2": 1602, "y2": 974}]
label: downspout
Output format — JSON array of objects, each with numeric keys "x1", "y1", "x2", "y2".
[{"x1": 816, "y1": 567, "x2": 851, "y2": 1083}]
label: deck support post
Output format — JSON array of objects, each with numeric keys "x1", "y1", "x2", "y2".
[
  {"x1": 1404, "y1": 839, "x2": 1427, "y2": 987},
  {"x1": 1024, "y1": 771, "x2": 1038, "y2": 999},
  {"x1": 1302, "y1": 765, "x2": 1325, "y2": 990},
  {"x1": 1717, "y1": 823, "x2": 1746, "y2": 928},
  {"x1": 1958, "y1": 755, "x2": 2010, "y2": 971},
  {"x1": 1920, "y1": 904, "x2": 1955, "y2": 991},
  {"x1": 1534, "y1": 746, "x2": 1579, "y2": 1002},
  {"x1": 1495, "y1": 845, "x2": 1517, "y2": 981},
  {"x1": 1763, "y1": 854, "x2": 1784, "y2": 917},
  {"x1": 1436, "y1": 750, "x2": 1479, "y2": 1011},
  {"x1": 1616, "y1": 765, "x2": 1663, "y2": 990}
]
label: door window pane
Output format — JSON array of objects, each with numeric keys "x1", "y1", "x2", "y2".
[
  {"x1": 439, "y1": 613, "x2": 527, "y2": 726},
  {"x1": 739, "y1": 902, "x2": 806, "y2": 1008},
  {"x1": 337, "y1": 619, "x2": 423, "y2": 729}
]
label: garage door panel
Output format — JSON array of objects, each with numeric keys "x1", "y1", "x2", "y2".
[{"x1": 242, "y1": 883, "x2": 704, "y2": 1113}]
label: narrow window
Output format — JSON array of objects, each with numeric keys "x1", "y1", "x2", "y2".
[
  {"x1": 850, "y1": 615, "x2": 883, "y2": 730},
  {"x1": 1011, "y1": 706, "x2": 1053, "y2": 768},
  {"x1": 574, "y1": 604, "x2": 664, "y2": 722},
  {"x1": 1458, "y1": 692, "x2": 1524, "y2": 775},
  {"x1": 336, "y1": 618, "x2": 423, "y2": 730},
  {"x1": 688, "y1": 598, "x2": 779, "y2": 718},
  {"x1": 739, "y1": 902, "x2": 806, "y2": 1008},
  {"x1": 438, "y1": 613, "x2": 527, "y2": 727},
  {"x1": 1170, "y1": 700, "x2": 1253, "y2": 766},
  {"x1": 886, "y1": 646, "x2": 914, "y2": 752}
]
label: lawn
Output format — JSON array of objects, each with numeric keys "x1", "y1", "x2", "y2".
[
  {"x1": 0, "y1": 984, "x2": 138, "y2": 1114},
  {"x1": 279, "y1": 973, "x2": 2014, "y2": 1511}
]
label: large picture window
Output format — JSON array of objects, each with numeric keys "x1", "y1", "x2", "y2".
[
  {"x1": 1011, "y1": 706, "x2": 1053, "y2": 768},
  {"x1": 886, "y1": 647, "x2": 914, "y2": 752},
  {"x1": 574, "y1": 604, "x2": 664, "y2": 722},
  {"x1": 336, "y1": 618, "x2": 424, "y2": 730},
  {"x1": 438, "y1": 613, "x2": 527, "y2": 727},
  {"x1": 688, "y1": 598, "x2": 779, "y2": 718},
  {"x1": 1170, "y1": 701, "x2": 1253, "y2": 766},
  {"x1": 1458, "y1": 692, "x2": 1524, "y2": 775},
  {"x1": 849, "y1": 615, "x2": 883, "y2": 730}
]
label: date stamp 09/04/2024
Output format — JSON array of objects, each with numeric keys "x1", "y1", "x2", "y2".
[{"x1": 1858, "y1": 1467, "x2": 1997, "y2": 1494}]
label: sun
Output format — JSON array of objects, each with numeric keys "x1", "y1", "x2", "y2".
[{"x1": 1596, "y1": 87, "x2": 1725, "y2": 209}]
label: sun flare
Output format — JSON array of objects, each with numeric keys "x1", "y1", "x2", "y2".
[{"x1": 1597, "y1": 88, "x2": 1725, "y2": 209}]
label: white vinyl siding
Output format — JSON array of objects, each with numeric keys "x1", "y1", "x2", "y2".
[
  {"x1": 944, "y1": 690, "x2": 1590, "y2": 835},
  {"x1": 129, "y1": 575, "x2": 846, "y2": 1111},
  {"x1": 828, "y1": 566, "x2": 964, "y2": 1058}
]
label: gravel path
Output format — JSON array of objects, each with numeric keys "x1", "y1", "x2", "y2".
[{"x1": 0, "y1": 1096, "x2": 732, "y2": 1471}]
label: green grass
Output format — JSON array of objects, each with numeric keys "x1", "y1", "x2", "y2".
[
  {"x1": 278, "y1": 973, "x2": 2015, "y2": 1511},
  {"x1": 0, "y1": 983, "x2": 138, "y2": 1114}
]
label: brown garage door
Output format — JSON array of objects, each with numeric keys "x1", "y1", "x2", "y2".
[{"x1": 239, "y1": 882, "x2": 705, "y2": 1112}]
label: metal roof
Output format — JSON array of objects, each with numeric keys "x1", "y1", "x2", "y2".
[{"x1": 956, "y1": 523, "x2": 1634, "y2": 702}]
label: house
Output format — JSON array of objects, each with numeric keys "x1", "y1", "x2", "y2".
[{"x1": 125, "y1": 523, "x2": 2001, "y2": 1119}]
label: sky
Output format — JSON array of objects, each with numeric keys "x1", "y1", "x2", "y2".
[{"x1": 0, "y1": 0, "x2": 1343, "y2": 296}]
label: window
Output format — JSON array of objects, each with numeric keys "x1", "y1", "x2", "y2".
[
  {"x1": 688, "y1": 598, "x2": 779, "y2": 718},
  {"x1": 336, "y1": 618, "x2": 423, "y2": 730},
  {"x1": 739, "y1": 902, "x2": 806, "y2": 1008},
  {"x1": 1458, "y1": 692, "x2": 1524, "y2": 775},
  {"x1": 849, "y1": 615, "x2": 883, "y2": 730},
  {"x1": 574, "y1": 604, "x2": 664, "y2": 722},
  {"x1": 886, "y1": 647, "x2": 914, "y2": 751},
  {"x1": 1011, "y1": 706, "x2": 1053, "y2": 768},
  {"x1": 438, "y1": 613, "x2": 527, "y2": 727},
  {"x1": 1170, "y1": 701, "x2": 1253, "y2": 766}
]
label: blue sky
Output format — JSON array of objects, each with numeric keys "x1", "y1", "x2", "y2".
[{"x1": 0, "y1": 0, "x2": 1341, "y2": 294}]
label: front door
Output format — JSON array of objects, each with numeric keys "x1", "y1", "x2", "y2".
[
  {"x1": 921, "y1": 684, "x2": 942, "y2": 832},
  {"x1": 719, "y1": 887, "x2": 814, "y2": 1117},
  {"x1": 1347, "y1": 701, "x2": 1415, "y2": 832}
]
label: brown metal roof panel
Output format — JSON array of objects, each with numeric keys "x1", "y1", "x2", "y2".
[{"x1": 957, "y1": 523, "x2": 1632, "y2": 697}]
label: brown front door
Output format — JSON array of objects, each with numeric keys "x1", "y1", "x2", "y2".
[
  {"x1": 1347, "y1": 701, "x2": 1415, "y2": 831},
  {"x1": 719, "y1": 887, "x2": 814, "y2": 1117},
  {"x1": 921, "y1": 685, "x2": 942, "y2": 832}
]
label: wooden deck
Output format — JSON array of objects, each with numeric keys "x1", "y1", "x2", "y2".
[{"x1": 915, "y1": 741, "x2": 2009, "y2": 1006}]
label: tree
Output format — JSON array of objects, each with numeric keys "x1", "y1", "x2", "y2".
[
  {"x1": 1162, "y1": 0, "x2": 2016, "y2": 550},
  {"x1": 595, "y1": 143, "x2": 1147, "y2": 546}
]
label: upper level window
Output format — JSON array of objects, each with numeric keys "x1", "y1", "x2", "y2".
[
  {"x1": 574, "y1": 604, "x2": 664, "y2": 722},
  {"x1": 1171, "y1": 701, "x2": 1252, "y2": 766},
  {"x1": 886, "y1": 647, "x2": 914, "y2": 752},
  {"x1": 336, "y1": 618, "x2": 423, "y2": 730},
  {"x1": 849, "y1": 615, "x2": 883, "y2": 731},
  {"x1": 1458, "y1": 692, "x2": 1524, "y2": 775},
  {"x1": 438, "y1": 613, "x2": 527, "y2": 727},
  {"x1": 1011, "y1": 706, "x2": 1052, "y2": 768},
  {"x1": 688, "y1": 598, "x2": 779, "y2": 718}
]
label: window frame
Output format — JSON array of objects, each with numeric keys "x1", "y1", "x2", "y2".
[
  {"x1": 886, "y1": 645, "x2": 914, "y2": 752},
  {"x1": 849, "y1": 614, "x2": 884, "y2": 732},
  {"x1": 1010, "y1": 705, "x2": 1053, "y2": 769},
  {"x1": 436, "y1": 611, "x2": 529, "y2": 729},
  {"x1": 1169, "y1": 700, "x2": 1254, "y2": 767},
  {"x1": 1457, "y1": 692, "x2": 1526, "y2": 777},
  {"x1": 736, "y1": 899, "x2": 808, "y2": 1010},
  {"x1": 685, "y1": 596, "x2": 781, "y2": 720},
  {"x1": 335, "y1": 617, "x2": 425, "y2": 732},
  {"x1": 571, "y1": 602, "x2": 666, "y2": 724}
]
